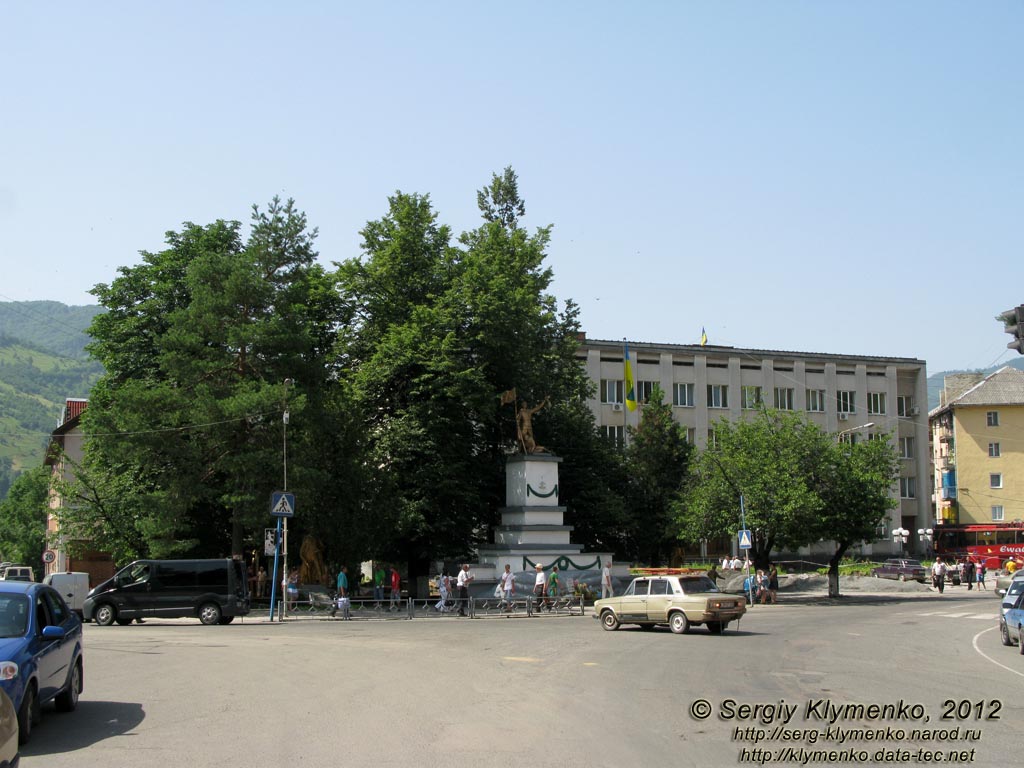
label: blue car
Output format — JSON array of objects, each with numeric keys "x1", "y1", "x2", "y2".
[{"x1": 0, "y1": 582, "x2": 84, "y2": 744}]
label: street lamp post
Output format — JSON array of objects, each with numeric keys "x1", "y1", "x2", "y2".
[
  {"x1": 892, "y1": 527, "x2": 909, "y2": 554},
  {"x1": 917, "y1": 528, "x2": 933, "y2": 558}
]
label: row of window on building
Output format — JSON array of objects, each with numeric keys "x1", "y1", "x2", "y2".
[{"x1": 600, "y1": 381, "x2": 916, "y2": 417}]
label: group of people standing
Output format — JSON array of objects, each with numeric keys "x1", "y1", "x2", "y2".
[
  {"x1": 434, "y1": 563, "x2": 475, "y2": 616},
  {"x1": 930, "y1": 556, "x2": 987, "y2": 593}
]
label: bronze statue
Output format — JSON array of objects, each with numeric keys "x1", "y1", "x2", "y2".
[
  {"x1": 299, "y1": 535, "x2": 327, "y2": 586},
  {"x1": 516, "y1": 397, "x2": 549, "y2": 454}
]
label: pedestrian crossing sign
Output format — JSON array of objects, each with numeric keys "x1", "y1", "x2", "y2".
[
  {"x1": 271, "y1": 491, "x2": 295, "y2": 518},
  {"x1": 738, "y1": 529, "x2": 752, "y2": 550}
]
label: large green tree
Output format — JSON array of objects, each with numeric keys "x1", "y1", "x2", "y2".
[
  {"x1": 623, "y1": 385, "x2": 693, "y2": 565},
  {"x1": 335, "y1": 169, "x2": 594, "y2": 582},
  {"x1": 0, "y1": 465, "x2": 48, "y2": 570},
  {"x1": 676, "y1": 409, "x2": 830, "y2": 570},
  {"x1": 813, "y1": 436, "x2": 900, "y2": 597},
  {"x1": 70, "y1": 198, "x2": 356, "y2": 564}
]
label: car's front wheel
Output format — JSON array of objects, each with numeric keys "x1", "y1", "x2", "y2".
[
  {"x1": 873, "y1": 572, "x2": 879, "y2": 578},
  {"x1": 899, "y1": 574, "x2": 907, "y2": 582},
  {"x1": 1001, "y1": 620, "x2": 1013, "y2": 646},
  {"x1": 55, "y1": 658, "x2": 82, "y2": 712},
  {"x1": 600, "y1": 610, "x2": 620, "y2": 631},
  {"x1": 93, "y1": 603, "x2": 116, "y2": 626},
  {"x1": 18, "y1": 682, "x2": 38, "y2": 745},
  {"x1": 669, "y1": 612, "x2": 689, "y2": 635},
  {"x1": 199, "y1": 602, "x2": 222, "y2": 625},
  {"x1": 1019, "y1": 626, "x2": 1024, "y2": 656}
]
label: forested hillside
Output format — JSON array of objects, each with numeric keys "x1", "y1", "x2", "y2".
[
  {"x1": 0, "y1": 302, "x2": 103, "y2": 477},
  {"x1": 0, "y1": 301, "x2": 103, "y2": 359}
]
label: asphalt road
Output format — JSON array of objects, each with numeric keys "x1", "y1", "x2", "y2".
[{"x1": 16, "y1": 588, "x2": 1024, "y2": 768}]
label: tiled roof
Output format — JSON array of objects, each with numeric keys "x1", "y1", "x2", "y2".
[{"x1": 946, "y1": 366, "x2": 1024, "y2": 407}]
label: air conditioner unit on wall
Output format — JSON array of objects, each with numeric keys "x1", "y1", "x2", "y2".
[
  {"x1": 611, "y1": 403, "x2": 623, "y2": 412},
  {"x1": 909, "y1": 407, "x2": 920, "y2": 416},
  {"x1": 837, "y1": 412, "x2": 849, "y2": 421}
]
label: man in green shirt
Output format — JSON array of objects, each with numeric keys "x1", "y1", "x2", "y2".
[
  {"x1": 374, "y1": 565, "x2": 386, "y2": 605},
  {"x1": 547, "y1": 566, "x2": 560, "y2": 611}
]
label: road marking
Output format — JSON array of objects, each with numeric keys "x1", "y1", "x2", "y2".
[
  {"x1": 972, "y1": 626, "x2": 1024, "y2": 679},
  {"x1": 502, "y1": 656, "x2": 542, "y2": 663},
  {"x1": 917, "y1": 612, "x2": 997, "y2": 620},
  {"x1": 583, "y1": 662, "x2": 599, "y2": 666}
]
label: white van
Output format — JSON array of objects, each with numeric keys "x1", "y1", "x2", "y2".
[
  {"x1": 0, "y1": 565, "x2": 34, "y2": 582},
  {"x1": 44, "y1": 571, "x2": 91, "y2": 615}
]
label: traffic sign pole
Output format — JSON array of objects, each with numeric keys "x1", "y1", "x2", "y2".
[
  {"x1": 740, "y1": 495, "x2": 754, "y2": 607},
  {"x1": 268, "y1": 516, "x2": 283, "y2": 620}
]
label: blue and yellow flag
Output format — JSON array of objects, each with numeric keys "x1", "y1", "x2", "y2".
[
  {"x1": 624, "y1": 342, "x2": 637, "y2": 411},
  {"x1": 700, "y1": 327, "x2": 708, "y2": 346}
]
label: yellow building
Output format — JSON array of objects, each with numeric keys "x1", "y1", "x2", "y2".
[{"x1": 929, "y1": 367, "x2": 1024, "y2": 561}]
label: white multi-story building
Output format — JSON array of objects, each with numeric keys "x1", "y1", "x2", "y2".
[{"x1": 577, "y1": 336, "x2": 931, "y2": 556}]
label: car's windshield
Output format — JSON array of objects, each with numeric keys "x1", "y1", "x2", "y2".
[
  {"x1": 0, "y1": 594, "x2": 29, "y2": 638},
  {"x1": 679, "y1": 576, "x2": 719, "y2": 594}
]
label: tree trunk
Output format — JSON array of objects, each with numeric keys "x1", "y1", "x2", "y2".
[{"x1": 827, "y1": 543, "x2": 850, "y2": 598}]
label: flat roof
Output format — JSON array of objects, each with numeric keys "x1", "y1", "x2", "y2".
[{"x1": 580, "y1": 336, "x2": 926, "y2": 367}]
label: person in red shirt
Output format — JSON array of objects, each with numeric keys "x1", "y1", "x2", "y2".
[{"x1": 389, "y1": 566, "x2": 402, "y2": 611}]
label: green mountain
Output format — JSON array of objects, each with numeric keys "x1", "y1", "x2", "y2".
[{"x1": 0, "y1": 302, "x2": 104, "y2": 475}]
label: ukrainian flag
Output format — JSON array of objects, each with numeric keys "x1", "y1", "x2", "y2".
[
  {"x1": 700, "y1": 327, "x2": 708, "y2": 346},
  {"x1": 624, "y1": 342, "x2": 637, "y2": 411}
]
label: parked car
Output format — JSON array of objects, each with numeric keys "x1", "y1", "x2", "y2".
[
  {"x1": 0, "y1": 581, "x2": 84, "y2": 744},
  {"x1": 999, "y1": 573, "x2": 1024, "y2": 614},
  {"x1": 42, "y1": 573, "x2": 89, "y2": 618},
  {"x1": 84, "y1": 559, "x2": 249, "y2": 626},
  {"x1": 0, "y1": 688, "x2": 18, "y2": 767},
  {"x1": 593, "y1": 574, "x2": 746, "y2": 634},
  {"x1": 0, "y1": 568, "x2": 33, "y2": 584},
  {"x1": 870, "y1": 558, "x2": 927, "y2": 583},
  {"x1": 995, "y1": 569, "x2": 1023, "y2": 597},
  {"x1": 998, "y1": 589, "x2": 1024, "y2": 652}
]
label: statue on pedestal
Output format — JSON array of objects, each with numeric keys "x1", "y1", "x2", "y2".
[{"x1": 516, "y1": 396, "x2": 549, "y2": 454}]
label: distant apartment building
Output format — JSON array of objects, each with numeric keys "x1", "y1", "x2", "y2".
[
  {"x1": 43, "y1": 398, "x2": 114, "y2": 586},
  {"x1": 929, "y1": 366, "x2": 1024, "y2": 528},
  {"x1": 577, "y1": 336, "x2": 931, "y2": 556}
]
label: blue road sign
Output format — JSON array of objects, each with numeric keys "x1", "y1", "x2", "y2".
[
  {"x1": 738, "y1": 529, "x2": 752, "y2": 550},
  {"x1": 271, "y1": 491, "x2": 295, "y2": 518}
]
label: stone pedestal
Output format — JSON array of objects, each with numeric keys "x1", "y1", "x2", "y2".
[{"x1": 476, "y1": 454, "x2": 609, "y2": 578}]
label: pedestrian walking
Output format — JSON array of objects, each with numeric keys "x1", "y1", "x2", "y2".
[
  {"x1": 434, "y1": 569, "x2": 451, "y2": 612},
  {"x1": 257, "y1": 566, "x2": 267, "y2": 598},
  {"x1": 332, "y1": 565, "x2": 350, "y2": 619},
  {"x1": 766, "y1": 563, "x2": 779, "y2": 604},
  {"x1": 931, "y1": 557, "x2": 947, "y2": 594},
  {"x1": 964, "y1": 559, "x2": 976, "y2": 591},
  {"x1": 547, "y1": 566, "x2": 560, "y2": 611},
  {"x1": 389, "y1": 566, "x2": 402, "y2": 611},
  {"x1": 374, "y1": 564, "x2": 386, "y2": 605},
  {"x1": 707, "y1": 564, "x2": 720, "y2": 584},
  {"x1": 977, "y1": 562, "x2": 987, "y2": 590},
  {"x1": 500, "y1": 564, "x2": 515, "y2": 613},
  {"x1": 456, "y1": 563, "x2": 474, "y2": 616},
  {"x1": 286, "y1": 567, "x2": 299, "y2": 611},
  {"x1": 533, "y1": 563, "x2": 547, "y2": 610},
  {"x1": 601, "y1": 560, "x2": 614, "y2": 599}
]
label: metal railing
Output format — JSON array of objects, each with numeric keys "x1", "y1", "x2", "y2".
[{"x1": 265, "y1": 593, "x2": 587, "y2": 620}]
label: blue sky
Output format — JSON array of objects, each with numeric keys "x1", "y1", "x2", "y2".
[{"x1": 1, "y1": 3, "x2": 1020, "y2": 373}]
